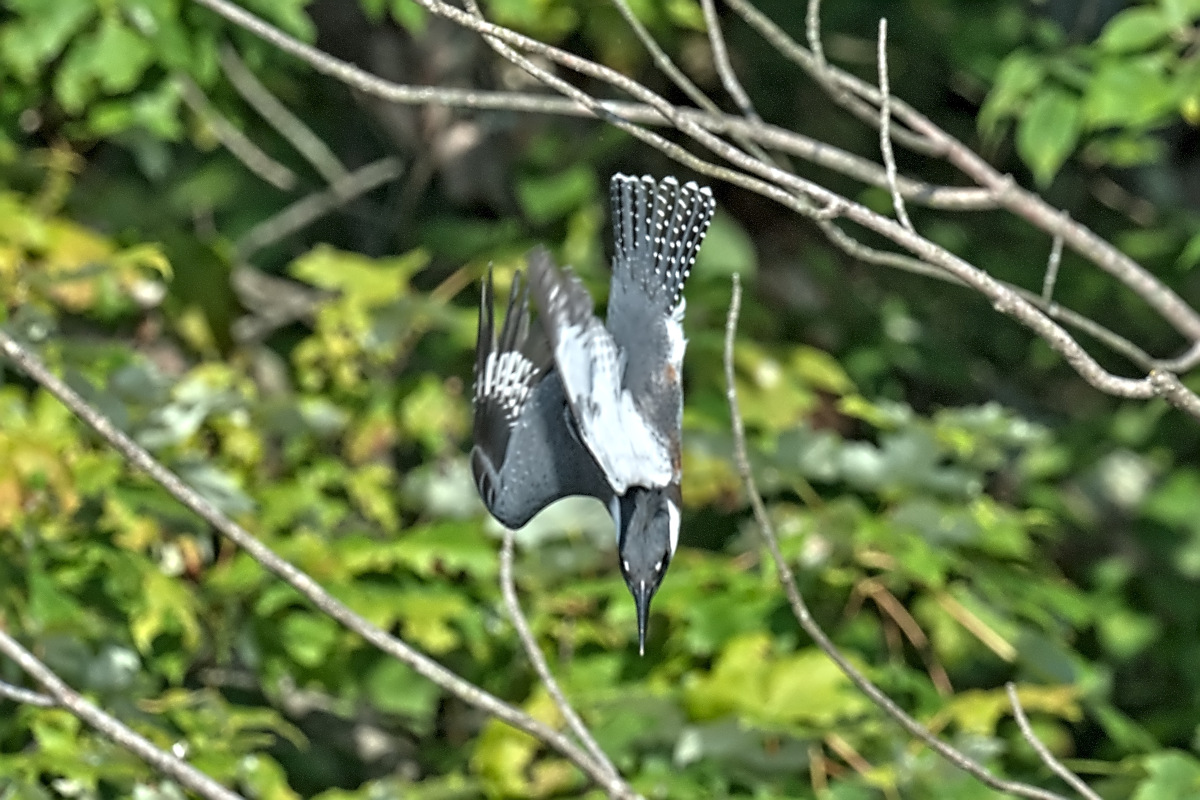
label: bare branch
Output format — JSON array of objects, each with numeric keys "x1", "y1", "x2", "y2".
[
  {"x1": 701, "y1": 0, "x2": 760, "y2": 123},
  {"x1": 877, "y1": 19, "x2": 913, "y2": 232},
  {"x1": 219, "y1": 43, "x2": 349, "y2": 183},
  {"x1": 805, "y1": 0, "x2": 827, "y2": 70},
  {"x1": 1149, "y1": 369, "x2": 1200, "y2": 417},
  {"x1": 791, "y1": 0, "x2": 938, "y2": 154},
  {"x1": 609, "y1": 0, "x2": 713, "y2": 113},
  {"x1": 188, "y1": 0, "x2": 1200, "y2": 418},
  {"x1": 0, "y1": 678, "x2": 55, "y2": 707},
  {"x1": 500, "y1": 530, "x2": 624, "y2": 786},
  {"x1": 723, "y1": 274, "x2": 1069, "y2": 800},
  {"x1": 1042, "y1": 227, "x2": 1066, "y2": 305},
  {"x1": 178, "y1": 76, "x2": 297, "y2": 191},
  {"x1": 1005, "y1": 683, "x2": 1102, "y2": 800},
  {"x1": 0, "y1": 628, "x2": 244, "y2": 800},
  {"x1": 402, "y1": 0, "x2": 1196, "y2": 408},
  {"x1": 193, "y1": 0, "x2": 992, "y2": 210},
  {"x1": 235, "y1": 156, "x2": 404, "y2": 258},
  {"x1": 728, "y1": 0, "x2": 1200, "y2": 346},
  {"x1": 0, "y1": 330, "x2": 630, "y2": 798},
  {"x1": 1157, "y1": 340, "x2": 1200, "y2": 372}
]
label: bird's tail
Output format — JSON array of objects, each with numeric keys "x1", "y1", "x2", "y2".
[
  {"x1": 472, "y1": 267, "x2": 550, "y2": 499},
  {"x1": 610, "y1": 174, "x2": 716, "y2": 313}
]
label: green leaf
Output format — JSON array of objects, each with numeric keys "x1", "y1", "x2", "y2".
[
  {"x1": 244, "y1": 0, "x2": 316, "y2": 41},
  {"x1": 980, "y1": 52, "x2": 1045, "y2": 136},
  {"x1": 390, "y1": 0, "x2": 428, "y2": 32},
  {"x1": 1016, "y1": 88, "x2": 1081, "y2": 186},
  {"x1": 131, "y1": 570, "x2": 202, "y2": 654},
  {"x1": 280, "y1": 612, "x2": 341, "y2": 668},
  {"x1": 1178, "y1": 230, "x2": 1200, "y2": 271},
  {"x1": 290, "y1": 245, "x2": 426, "y2": 305},
  {"x1": 1098, "y1": 7, "x2": 1172, "y2": 52},
  {"x1": 516, "y1": 166, "x2": 598, "y2": 225},
  {"x1": 91, "y1": 15, "x2": 154, "y2": 93},
  {"x1": 941, "y1": 685, "x2": 1080, "y2": 737},
  {"x1": 239, "y1": 753, "x2": 302, "y2": 800},
  {"x1": 693, "y1": 211, "x2": 757, "y2": 279},
  {"x1": 665, "y1": 0, "x2": 705, "y2": 30},
  {"x1": 0, "y1": 0, "x2": 94, "y2": 82},
  {"x1": 1161, "y1": 0, "x2": 1200, "y2": 27},
  {"x1": 365, "y1": 658, "x2": 440, "y2": 727},
  {"x1": 684, "y1": 634, "x2": 872, "y2": 728},
  {"x1": 1083, "y1": 57, "x2": 1176, "y2": 130},
  {"x1": 1133, "y1": 751, "x2": 1200, "y2": 800}
]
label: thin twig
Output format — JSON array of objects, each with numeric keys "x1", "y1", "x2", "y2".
[
  {"x1": 0, "y1": 678, "x2": 55, "y2": 707},
  {"x1": 396, "y1": 0, "x2": 1199, "y2": 410},
  {"x1": 877, "y1": 19, "x2": 913, "y2": 232},
  {"x1": 178, "y1": 76, "x2": 297, "y2": 191},
  {"x1": 219, "y1": 42, "x2": 349, "y2": 184},
  {"x1": 187, "y1": 0, "x2": 990, "y2": 208},
  {"x1": 0, "y1": 629, "x2": 244, "y2": 800},
  {"x1": 723, "y1": 274, "x2": 1068, "y2": 800},
  {"x1": 418, "y1": 0, "x2": 1188, "y2": 408},
  {"x1": 791, "y1": 0, "x2": 936, "y2": 154},
  {"x1": 701, "y1": 0, "x2": 760, "y2": 123},
  {"x1": 617, "y1": 0, "x2": 785, "y2": 170},
  {"x1": 235, "y1": 156, "x2": 404, "y2": 257},
  {"x1": 1156, "y1": 340, "x2": 1200, "y2": 372},
  {"x1": 815, "y1": 216, "x2": 1166, "y2": 372},
  {"x1": 0, "y1": 330, "x2": 629, "y2": 799},
  {"x1": 730, "y1": 0, "x2": 1200, "y2": 345},
  {"x1": 1042, "y1": 229, "x2": 1066, "y2": 305},
  {"x1": 609, "y1": 0, "x2": 713, "y2": 112},
  {"x1": 1005, "y1": 683, "x2": 1102, "y2": 800},
  {"x1": 500, "y1": 530, "x2": 624, "y2": 786},
  {"x1": 852, "y1": 578, "x2": 952, "y2": 696},
  {"x1": 805, "y1": 0, "x2": 827, "y2": 70}
]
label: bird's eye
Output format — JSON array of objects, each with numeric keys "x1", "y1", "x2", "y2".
[
  {"x1": 622, "y1": 559, "x2": 631, "y2": 572},
  {"x1": 653, "y1": 559, "x2": 663, "y2": 573}
]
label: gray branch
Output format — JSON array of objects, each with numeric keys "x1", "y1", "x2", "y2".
[
  {"x1": 0, "y1": 629, "x2": 244, "y2": 800},
  {"x1": 0, "y1": 330, "x2": 628, "y2": 798},
  {"x1": 723, "y1": 275, "x2": 1071, "y2": 800}
]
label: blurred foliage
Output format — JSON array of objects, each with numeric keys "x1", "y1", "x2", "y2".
[{"x1": 3, "y1": 0, "x2": 1200, "y2": 798}]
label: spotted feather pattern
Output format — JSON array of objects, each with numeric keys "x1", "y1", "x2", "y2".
[
  {"x1": 611, "y1": 174, "x2": 715, "y2": 313},
  {"x1": 478, "y1": 349, "x2": 537, "y2": 426},
  {"x1": 471, "y1": 268, "x2": 551, "y2": 509}
]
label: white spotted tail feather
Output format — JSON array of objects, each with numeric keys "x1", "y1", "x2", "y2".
[
  {"x1": 610, "y1": 174, "x2": 716, "y2": 314},
  {"x1": 472, "y1": 267, "x2": 549, "y2": 508}
]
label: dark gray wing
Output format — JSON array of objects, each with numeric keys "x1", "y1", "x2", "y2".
[
  {"x1": 471, "y1": 267, "x2": 613, "y2": 529},
  {"x1": 527, "y1": 247, "x2": 674, "y2": 494}
]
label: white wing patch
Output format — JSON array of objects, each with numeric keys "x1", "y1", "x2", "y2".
[
  {"x1": 556, "y1": 320, "x2": 673, "y2": 493},
  {"x1": 478, "y1": 350, "x2": 537, "y2": 425},
  {"x1": 667, "y1": 297, "x2": 687, "y2": 375},
  {"x1": 666, "y1": 496, "x2": 680, "y2": 555}
]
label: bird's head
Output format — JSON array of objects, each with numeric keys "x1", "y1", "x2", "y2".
[{"x1": 614, "y1": 486, "x2": 680, "y2": 656}]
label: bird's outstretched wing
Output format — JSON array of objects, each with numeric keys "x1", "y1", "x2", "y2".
[
  {"x1": 527, "y1": 247, "x2": 673, "y2": 495},
  {"x1": 471, "y1": 266, "x2": 612, "y2": 528}
]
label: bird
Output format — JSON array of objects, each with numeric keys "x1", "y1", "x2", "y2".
[{"x1": 471, "y1": 174, "x2": 716, "y2": 655}]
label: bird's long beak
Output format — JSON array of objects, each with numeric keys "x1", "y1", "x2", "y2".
[{"x1": 635, "y1": 580, "x2": 653, "y2": 657}]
